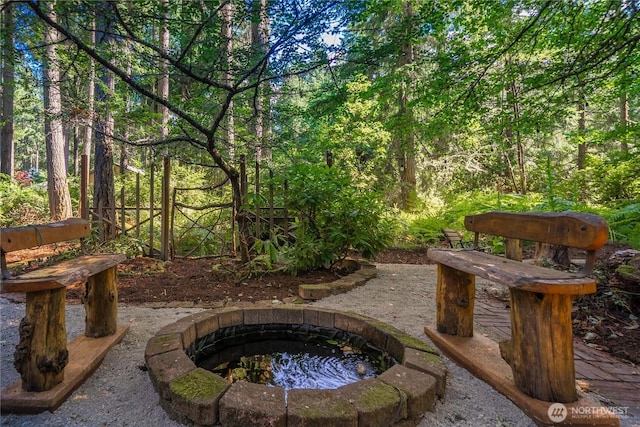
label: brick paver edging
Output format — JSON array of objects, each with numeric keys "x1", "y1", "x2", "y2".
[
  {"x1": 145, "y1": 306, "x2": 448, "y2": 426},
  {"x1": 298, "y1": 259, "x2": 378, "y2": 300}
]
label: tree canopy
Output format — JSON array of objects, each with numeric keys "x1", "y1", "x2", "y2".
[{"x1": 1, "y1": 0, "x2": 639, "y2": 254}]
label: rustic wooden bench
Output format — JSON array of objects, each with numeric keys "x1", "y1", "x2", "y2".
[
  {"x1": 440, "y1": 228, "x2": 469, "y2": 249},
  {"x1": 425, "y1": 212, "x2": 618, "y2": 425},
  {"x1": 0, "y1": 218, "x2": 128, "y2": 413}
]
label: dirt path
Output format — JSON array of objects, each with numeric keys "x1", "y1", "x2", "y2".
[{"x1": 0, "y1": 264, "x2": 630, "y2": 426}]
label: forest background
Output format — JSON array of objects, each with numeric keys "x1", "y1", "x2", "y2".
[{"x1": 0, "y1": 0, "x2": 639, "y2": 270}]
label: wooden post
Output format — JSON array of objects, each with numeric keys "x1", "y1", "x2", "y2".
[
  {"x1": 269, "y1": 169, "x2": 274, "y2": 239},
  {"x1": 283, "y1": 180, "x2": 289, "y2": 238},
  {"x1": 149, "y1": 162, "x2": 155, "y2": 256},
  {"x1": 14, "y1": 288, "x2": 68, "y2": 391},
  {"x1": 504, "y1": 238, "x2": 522, "y2": 261},
  {"x1": 240, "y1": 155, "x2": 247, "y2": 205},
  {"x1": 135, "y1": 172, "x2": 140, "y2": 238},
  {"x1": 84, "y1": 267, "x2": 118, "y2": 338},
  {"x1": 435, "y1": 263, "x2": 475, "y2": 337},
  {"x1": 502, "y1": 289, "x2": 578, "y2": 402},
  {"x1": 80, "y1": 154, "x2": 89, "y2": 220},
  {"x1": 255, "y1": 160, "x2": 260, "y2": 240},
  {"x1": 160, "y1": 156, "x2": 171, "y2": 260},
  {"x1": 120, "y1": 186, "x2": 126, "y2": 235}
]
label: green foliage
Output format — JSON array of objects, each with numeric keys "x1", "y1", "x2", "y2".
[
  {"x1": 601, "y1": 203, "x2": 640, "y2": 249},
  {"x1": 560, "y1": 154, "x2": 640, "y2": 204},
  {"x1": 394, "y1": 212, "x2": 447, "y2": 247},
  {"x1": 0, "y1": 177, "x2": 50, "y2": 226},
  {"x1": 281, "y1": 164, "x2": 394, "y2": 273}
]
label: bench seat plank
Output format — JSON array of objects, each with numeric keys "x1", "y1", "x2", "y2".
[
  {"x1": 1, "y1": 254, "x2": 126, "y2": 293},
  {"x1": 427, "y1": 249, "x2": 596, "y2": 295}
]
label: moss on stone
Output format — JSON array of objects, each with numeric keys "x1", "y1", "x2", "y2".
[
  {"x1": 355, "y1": 381, "x2": 400, "y2": 410},
  {"x1": 616, "y1": 263, "x2": 639, "y2": 280},
  {"x1": 170, "y1": 368, "x2": 228, "y2": 401},
  {"x1": 155, "y1": 334, "x2": 180, "y2": 345},
  {"x1": 395, "y1": 334, "x2": 439, "y2": 355},
  {"x1": 417, "y1": 350, "x2": 442, "y2": 364}
]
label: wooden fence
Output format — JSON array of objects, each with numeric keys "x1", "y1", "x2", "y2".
[{"x1": 80, "y1": 151, "x2": 333, "y2": 260}]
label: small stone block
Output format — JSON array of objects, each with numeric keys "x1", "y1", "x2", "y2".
[
  {"x1": 332, "y1": 278, "x2": 357, "y2": 292},
  {"x1": 217, "y1": 307, "x2": 245, "y2": 328},
  {"x1": 298, "y1": 284, "x2": 333, "y2": 300},
  {"x1": 303, "y1": 307, "x2": 336, "y2": 329},
  {"x1": 378, "y1": 365, "x2": 437, "y2": 417},
  {"x1": 219, "y1": 382, "x2": 286, "y2": 427},
  {"x1": 345, "y1": 274, "x2": 367, "y2": 286},
  {"x1": 337, "y1": 378, "x2": 406, "y2": 426},
  {"x1": 287, "y1": 389, "x2": 358, "y2": 427},
  {"x1": 402, "y1": 348, "x2": 448, "y2": 398},
  {"x1": 146, "y1": 349, "x2": 196, "y2": 400},
  {"x1": 358, "y1": 266, "x2": 378, "y2": 279},
  {"x1": 145, "y1": 334, "x2": 184, "y2": 362},
  {"x1": 169, "y1": 368, "x2": 229, "y2": 426},
  {"x1": 191, "y1": 311, "x2": 221, "y2": 339},
  {"x1": 243, "y1": 307, "x2": 275, "y2": 325},
  {"x1": 334, "y1": 313, "x2": 388, "y2": 351},
  {"x1": 272, "y1": 306, "x2": 304, "y2": 324},
  {"x1": 155, "y1": 317, "x2": 197, "y2": 348}
]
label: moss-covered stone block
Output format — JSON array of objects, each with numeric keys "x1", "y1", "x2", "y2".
[
  {"x1": 402, "y1": 348, "x2": 448, "y2": 398},
  {"x1": 378, "y1": 365, "x2": 437, "y2": 418},
  {"x1": 287, "y1": 389, "x2": 358, "y2": 427},
  {"x1": 146, "y1": 349, "x2": 196, "y2": 400},
  {"x1": 155, "y1": 317, "x2": 197, "y2": 349},
  {"x1": 219, "y1": 382, "x2": 286, "y2": 427},
  {"x1": 145, "y1": 333, "x2": 183, "y2": 362},
  {"x1": 169, "y1": 368, "x2": 229, "y2": 426},
  {"x1": 338, "y1": 378, "x2": 406, "y2": 426}
]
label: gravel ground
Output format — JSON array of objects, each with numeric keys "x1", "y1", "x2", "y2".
[{"x1": 0, "y1": 264, "x2": 622, "y2": 426}]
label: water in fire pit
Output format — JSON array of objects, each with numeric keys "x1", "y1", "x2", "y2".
[{"x1": 193, "y1": 324, "x2": 395, "y2": 392}]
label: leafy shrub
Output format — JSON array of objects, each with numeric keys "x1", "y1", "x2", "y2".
[{"x1": 281, "y1": 164, "x2": 395, "y2": 273}]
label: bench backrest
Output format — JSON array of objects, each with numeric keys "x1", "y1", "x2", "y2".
[
  {"x1": 464, "y1": 211, "x2": 608, "y2": 250},
  {"x1": 1, "y1": 218, "x2": 91, "y2": 253}
]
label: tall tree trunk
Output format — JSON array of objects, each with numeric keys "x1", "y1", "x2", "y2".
[
  {"x1": 221, "y1": 1, "x2": 235, "y2": 159},
  {"x1": 577, "y1": 99, "x2": 587, "y2": 170},
  {"x1": 250, "y1": 0, "x2": 268, "y2": 162},
  {"x1": 159, "y1": 0, "x2": 171, "y2": 260},
  {"x1": 507, "y1": 72, "x2": 526, "y2": 194},
  {"x1": 93, "y1": 2, "x2": 117, "y2": 240},
  {"x1": 43, "y1": 1, "x2": 73, "y2": 220},
  {"x1": 84, "y1": 18, "x2": 96, "y2": 161},
  {"x1": 395, "y1": 1, "x2": 416, "y2": 210},
  {"x1": 1, "y1": 1, "x2": 15, "y2": 177}
]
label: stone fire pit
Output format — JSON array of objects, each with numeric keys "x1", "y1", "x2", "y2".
[{"x1": 145, "y1": 306, "x2": 447, "y2": 426}]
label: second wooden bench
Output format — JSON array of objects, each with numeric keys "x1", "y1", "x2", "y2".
[{"x1": 424, "y1": 211, "x2": 618, "y2": 425}]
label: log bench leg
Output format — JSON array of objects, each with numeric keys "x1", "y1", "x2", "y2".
[
  {"x1": 435, "y1": 263, "x2": 475, "y2": 337},
  {"x1": 84, "y1": 266, "x2": 119, "y2": 338},
  {"x1": 499, "y1": 288, "x2": 577, "y2": 403},
  {"x1": 14, "y1": 288, "x2": 69, "y2": 392}
]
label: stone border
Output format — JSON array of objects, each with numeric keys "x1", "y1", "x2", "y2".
[
  {"x1": 298, "y1": 259, "x2": 378, "y2": 300},
  {"x1": 145, "y1": 307, "x2": 448, "y2": 426}
]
